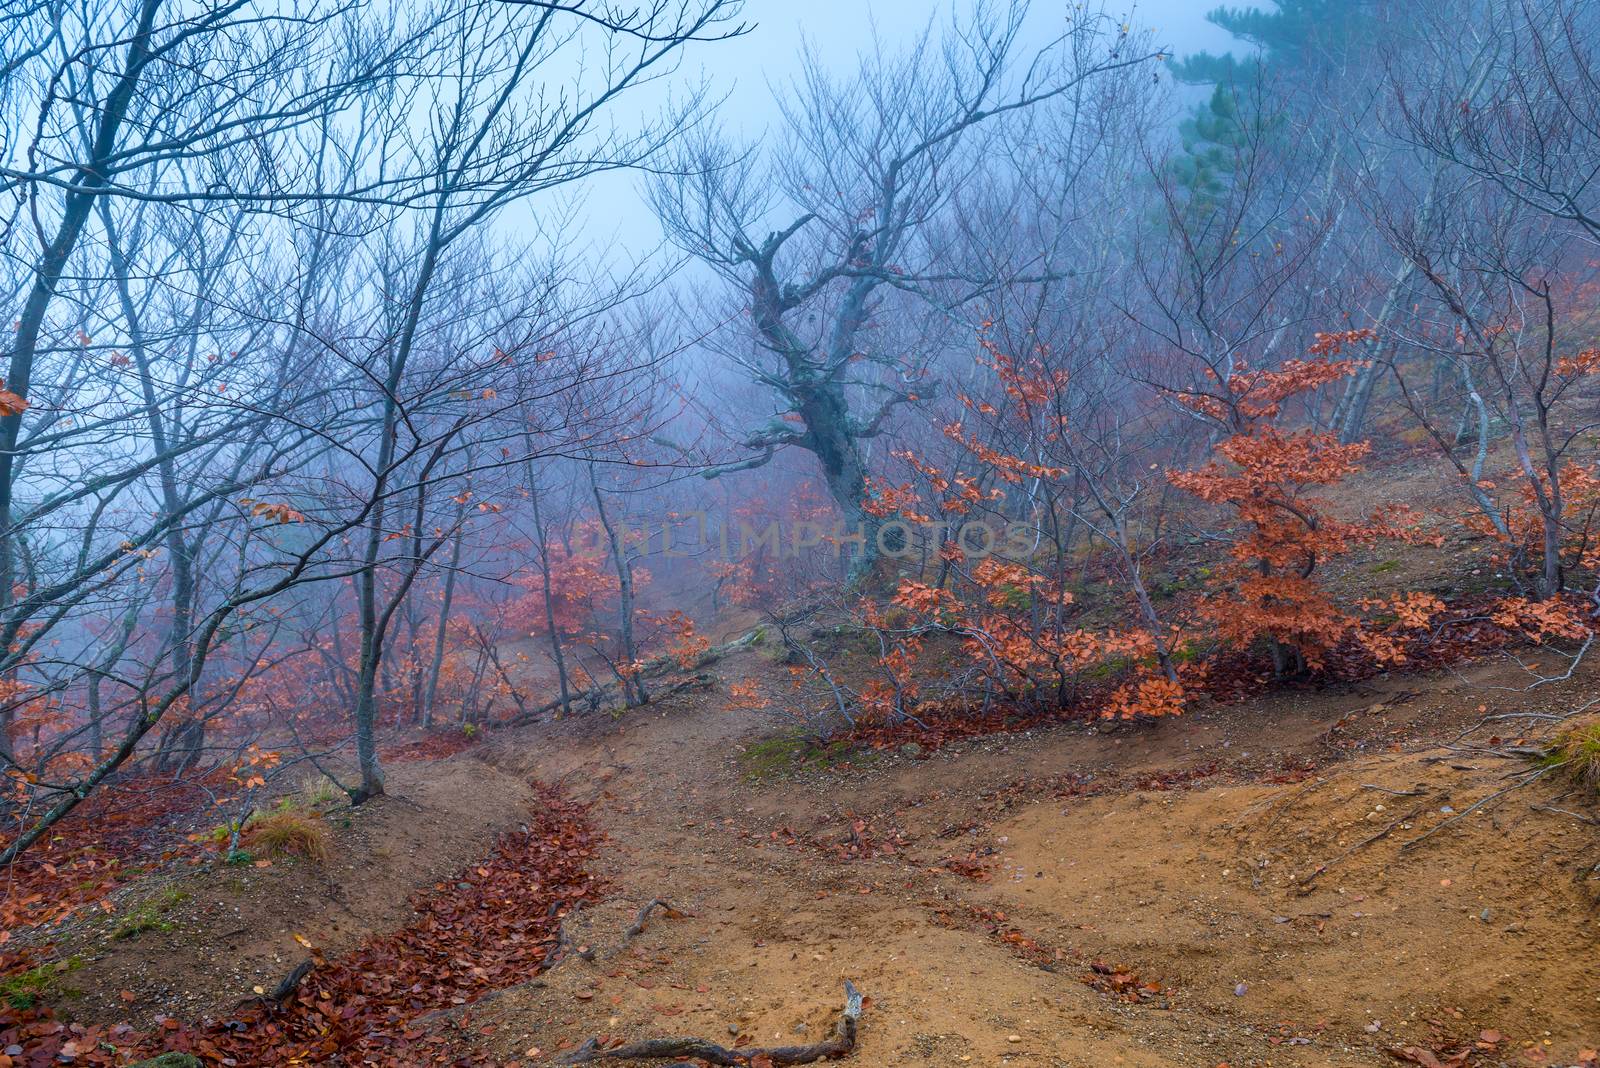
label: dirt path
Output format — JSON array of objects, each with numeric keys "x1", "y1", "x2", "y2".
[
  {"x1": 14, "y1": 649, "x2": 1595, "y2": 1066},
  {"x1": 458, "y1": 652, "x2": 1600, "y2": 1067}
]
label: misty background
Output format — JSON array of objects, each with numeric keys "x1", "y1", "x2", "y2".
[{"x1": 559, "y1": 0, "x2": 1240, "y2": 266}]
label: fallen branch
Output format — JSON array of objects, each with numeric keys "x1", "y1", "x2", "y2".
[
  {"x1": 557, "y1": 980, "x2": 863, "y2": 1066},
  {"x1": 505, "y1": 672, "x2": 716, "y2": 728},
  {"x1": 624, "y1": 898, "x2": 687, "y2": 941}
]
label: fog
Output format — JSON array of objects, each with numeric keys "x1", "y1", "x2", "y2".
[{"x1": 2, "y1": 0, "x2": 1597, "y2": 865}]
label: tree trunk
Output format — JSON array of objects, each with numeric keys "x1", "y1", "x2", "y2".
[
  {"x1": 350, "y1": 654, "x2": 386, "y2": 803},
  {"x1": 796, "y1": 381, "x2": 879, "y2": 581},
  {"x1": 527, "y1": 475, "x2": 573, "y2": 717},
  {"x1": 421, "y1": 504, "x2": 466, "y2": 727},
  {"x1": 103, "y1": 205, "x2": 207, "y2": 774},
  {"x1": 589, "y1": 465, "x2": 647, "y2": 706}
]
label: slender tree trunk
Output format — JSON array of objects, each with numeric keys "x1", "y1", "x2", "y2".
[
  {"x1": 589, "y1": 465, "x2": 647, "y2": 706},
  {"x1": 86, "y1": 677, "x2": 104, "y2": 760},
  {"x1": 349, "y1": 203, "x2": 449, "y2": 802},
  {"x1": 421, "y1": 505, "x2": 466, "y2": 727},
  {"x1": 348, "y1": 450, "x2": 385, "y2": 799},
  {"x1": 102, "y1": 206, "x2": 207, "y2": 773},
  {"x1": 524, "y1": 464, "x2": 572, "y2": 717},
  {"x1": 1336, "y1": 297, "x2": 1408, "y2": 444}
]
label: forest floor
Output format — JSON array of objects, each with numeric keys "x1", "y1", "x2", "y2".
[
  {"x1": 22, "y1": 635, "x2": 1600, "y2": 1067},
  {"x1": 456, "y1": 649, "x2": 1600, "y2": 1068}
]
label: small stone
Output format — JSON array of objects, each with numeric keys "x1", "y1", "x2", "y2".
[
  {"x1": 1007, "y1": 1034, "x2": 1022, "y2": 1043},
  {"x1": 1479, "y1": 908, "x2": 1493, "y2": 923},
  {"x1": 1234, "y1": 982, "x2": 1247, "y2": 997}
]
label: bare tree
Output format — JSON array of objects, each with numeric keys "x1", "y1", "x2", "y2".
[
  {"x1": 652, "y1": 2, "x2": 1163, "y2": 575},
  {"x1": 322, "y1": 0, "x2": 741, "y2": 801},
  {"x1": 0, "y1": 0, "x2": 745, "y2": 851}
]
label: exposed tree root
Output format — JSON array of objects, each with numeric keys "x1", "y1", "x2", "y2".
[
  {"x1": 624, "y1": 898, "x2": 687, "y2": 941},
  {"x1": 1531, "y1": 802, "x2": 1600, "y2": 826},
  {"x1": 1400, "y1": 766, "x2": 1551, "y2": 852},
  {"x1": 555, "y1": 910, "x2": 597, "y2": 962},
  {"x1": 557, "y1": 981, "x2": 863, "y2": 1066},
  {"x1": 1297, "y1": 795, "x2": 1440, "y2": 893}
]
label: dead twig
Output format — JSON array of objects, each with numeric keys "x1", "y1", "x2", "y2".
[
  {"x1": 624, "y1": 898, "x2": 688, "y2": 941},
  {"x1": 557, "y1": 981, "x2": 863, "y2": 1065},
  {"x1": 1361, "y1": 784, "x2": 1426, "y2": 796}
]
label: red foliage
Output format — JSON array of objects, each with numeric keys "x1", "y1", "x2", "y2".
[
  {"x1": 833, "y1": 589, "x2": 1569, "y2": 754},
  {"x1": 506, "y1": 521, "x2": 625, "y2": 642},
  {"x1": 1168, "y1": 349, "x2": 1438, "y2": 672}
]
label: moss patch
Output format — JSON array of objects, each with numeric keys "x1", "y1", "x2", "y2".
[
  {"x1": 111, "y1": 886, "x2": 190, "y2": 940},
  {"x1": 1, "y1": 956, "x2": 84, "y2": 1009},
  {"x1": 740, "y1": 730, "x2": 866, "y2": 782}
]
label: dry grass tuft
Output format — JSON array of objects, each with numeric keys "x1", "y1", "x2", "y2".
[
  {"x1": 243, "y1": 810, "x2": 332, "y2": 863},
  {"x1": 1545, "y1": 716, "x2": 1600, "y2": 792},
  {"x1": 297, "y1": 772, "x2": 342, "y2": 809}
]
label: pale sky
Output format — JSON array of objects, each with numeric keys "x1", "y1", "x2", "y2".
[{"x1": 545, "y1": 0, "x2": 1241, "y2": 269}]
